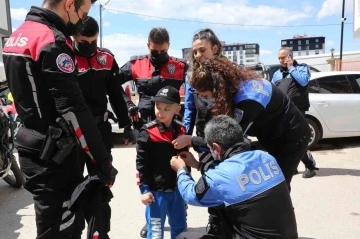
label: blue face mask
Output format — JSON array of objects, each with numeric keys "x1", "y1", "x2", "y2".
[{"x1": 201, "y1": 97, "x2": 214, "y2": 106}]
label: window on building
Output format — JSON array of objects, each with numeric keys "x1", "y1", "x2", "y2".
[
  {"x1": 289, "y1": 46, "x2": 293, "y2": 50},
  {"x1": 281, "y1": 41, "x2": 287, "y2": 45},
  {"x1": 233, "y1": 46, "x2": 237, "y2": 51},
  {"x1": 306, "y1": 40, "x2": 309, "y2": 44},
  {"x1": 246, "y1": 59, "x2": 255, "y2": 63},
  {"x1": 315, "y1": 50, "x2": 319, "y2": 54},
  {"x1": 246, "y1": 54, "x2": 255, "y2": 58},
  {"x1": 298, "y1": 40, "x2": 301, "y2": 45},
  {"x1": 228, "y1": 56, "x2": 231, "y2": 59},
  {"x1": 239, "y1": 46, "x2": 243, "y2": 50},
  {"x1": 315, "y1": 44, "x2": 319, "y2": 48},
  {"x1": 240, "y1": 60, "x2": 243, "y2": 65},
  {"x1": 233, "y1": 56, "x2": 237, "y2": 61},
  {"x1": 245, "y1": 44, "x2": 256, "y2": 48},
  {"x1": 233, "y1": 51, "x2": 237, "y2": 55},
  {"x1": 315, "y1": 38, "x2": 319, "y2": 42},
  {"x1": 290, "y1": 40, "x2": 293, "y2": 44},
  {"x1": 306, "y1": 45, "x2": 309, "y2": 50},
  {"x1": 298, "y1": 46, "x2": 301, "y2": 51},
  {"x1": 245, "y1": 49, "x2": 256, "y2": 54}
]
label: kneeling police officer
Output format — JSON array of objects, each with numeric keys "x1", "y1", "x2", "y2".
[{"x1": 171, "y1": 115, "x2": 298, "y2": 239}]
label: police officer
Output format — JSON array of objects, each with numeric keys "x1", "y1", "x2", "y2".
[
  {"x1": 177, "y1": 28, "x2": 229, "y2": 236},
  {"x1": 73, "y1": 16, "x2": 132, "y2": 239},
  {"x1": 171, "y1": 115, "x2": 298, "y2": 239},
  {"x1": 272, "y1": 47, "x2": 318, "y2": 178},
  {"x1": 2, "y1": 1, "x2": 117, "y2": 238},
  {"x1": 117, "y1": 27, "x2": 188, "y2": 237},
  {"x1": 188, "y1": 57, "x2": 310, "y2": 192}
]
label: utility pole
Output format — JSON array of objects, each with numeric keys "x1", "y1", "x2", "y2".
[
  {"x1": 339, "y1": 0, "x2": 346, "y2": 71},
  {"x1": 99, "y1": 0, "x2": 110, "y2": 48}
]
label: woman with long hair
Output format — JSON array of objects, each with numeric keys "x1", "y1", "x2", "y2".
[{"x1": 188, "y1": 57, "x2": 310, "y2": 192}]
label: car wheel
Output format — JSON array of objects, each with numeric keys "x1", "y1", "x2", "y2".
[{"x1": 307, "y1": 118, "x2": 320, "y2": 149}]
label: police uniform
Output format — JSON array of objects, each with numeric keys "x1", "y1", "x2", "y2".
[
  {"x1": 119, "y1": 55, "x2": 188, "y2": 129},
  {"x1": 2, "y1": 7, "x2": 116, "y2": 239},
  {"x1": 176, "y1": 143, "x2": 298, "y2": 239},
  {"x1": 136, "y1": 86, "x2": 187, "y2": 239},
  {"x1": 75, "y1": 47, "x2": 130, "y2": 239},
  {"x1": 272, "y1": 62, "x2": 317, "y2": 173},
  {"x1": 232, "y1": 79, "x2": 310, "y2": 189}
]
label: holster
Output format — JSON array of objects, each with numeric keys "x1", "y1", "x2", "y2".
[{"x1": 15, "y1": 118, "x2": 77, "y2": 165}]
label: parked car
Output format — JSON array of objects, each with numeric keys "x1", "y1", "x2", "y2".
[{"x1": 306, "y1": 71, "x2": 360, "y2": 147}]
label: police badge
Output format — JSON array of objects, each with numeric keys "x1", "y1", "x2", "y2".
[
  {"x1": 167, "y1": 64, "x2": 175, "y2": 75},
  {"x1": 234, "y1": 108, "x2": 244, "y2": 123},
  {"x1": 97, "y1": 55, "x2": 107, "y2": 66}
]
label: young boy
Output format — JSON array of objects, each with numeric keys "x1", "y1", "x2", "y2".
[{"x1": 136, "y1": 86, "x2": 187, "y2": 239}]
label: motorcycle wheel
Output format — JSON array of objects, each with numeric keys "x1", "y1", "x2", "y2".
[{"x1": 3, "y1": 155, "x2": 25, "y2": 188}]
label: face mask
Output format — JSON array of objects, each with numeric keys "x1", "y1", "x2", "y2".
[
  {"x1": 76, "y1": 42, "x2": 97, "y2": 57},
  {"x1": 201, "y1": 97, "x2": 214, "y2": 106},
  {"x1": 65, "y1": 11, "x2": 84, "y2": 36},
  {"x1": 151, "y1": 51, "x2": 169, "y2": 65}
]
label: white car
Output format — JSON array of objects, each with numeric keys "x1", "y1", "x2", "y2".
[{"x1": 306, "y1": 71, "x2": 360, "y2": 147}]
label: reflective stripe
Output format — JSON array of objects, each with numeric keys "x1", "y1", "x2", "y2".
[
  {"x1": 2, "y1": 52, "x2": 32, "y2": 58},
  {"x1": 25, "y1": 62, "x2": 42, "y2": 118},
  {"x1": 62, "y1": 200, "x2": 70, "y2": 208},
  {"x1": 62, "y1": 210, "x2": 71, "y2": 220},
  {"x1": 59, "y1": 214, "x2": 75, "y2": 231},
  {"x1": 62, "y1": 111, "x2": 95, "y2": 161}
]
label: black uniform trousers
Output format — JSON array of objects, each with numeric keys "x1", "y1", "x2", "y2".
[
  {"x1": 79, "y1": 120, "x2": 113, "y2": 239},
  {"x1": 298, "y1": 109, "x2": 316, "y2": 169},
  {"x1": 19, "y1": 147, "x2": 85, "y2": 239}
]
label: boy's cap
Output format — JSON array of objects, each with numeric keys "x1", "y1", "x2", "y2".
[{"x1": 151, "y1": 86, "x2": 180, "y2": 104}]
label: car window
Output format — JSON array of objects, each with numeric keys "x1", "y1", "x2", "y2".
[
  {"x1": 316, "y1": 75, "x2": 353, "y2": 93},
  {"x1": 347, "y1": 74, "x2": 360, "y2": 93},
  {"x1": 308, "y1": 80, "x2": 319, "y2": 93}
]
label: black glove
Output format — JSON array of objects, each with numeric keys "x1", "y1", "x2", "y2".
[
  {"x1": 97, "y1": 159, "x2": 118, "y2": 186},
  {"x1": 123, "y1": 126, "x2": 135, "y2": 146},
  {"x1": 128, "y1": 106, "x2": 139, "y2": 117}
]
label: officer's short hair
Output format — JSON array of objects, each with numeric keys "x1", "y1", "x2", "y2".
[
  {"x1": 279, "y1": 47, "x2": 293, "y2": 56},
  {"x1": 43, "y1": 0, "x2": 97, "y2": 9},
  {"x1": 148, "y1": 27, "x2": 170, "y2": 45},
  {"x1": 205, "y1": 115, "x2": 244, "y2": 152},
  {"x1": 78, "y1": 16, "x2": 99, "y2": 37}
]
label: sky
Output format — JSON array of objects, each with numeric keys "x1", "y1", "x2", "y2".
[{"x1": 8, "y1": 0, "x2": 359, "y2": 66}]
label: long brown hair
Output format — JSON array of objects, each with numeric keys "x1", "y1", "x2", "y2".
[{"x1": 189, "y1": 57, "x2": 260, "y2": 117}]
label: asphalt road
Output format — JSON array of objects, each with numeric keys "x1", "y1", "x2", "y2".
[{"x1": 0, "y1": 136, "x2": 359, "y2": 239}]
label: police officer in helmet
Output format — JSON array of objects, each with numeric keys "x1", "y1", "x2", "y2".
[{"x1": 171, "y1": 115, "x2": 298, "y2": 239}]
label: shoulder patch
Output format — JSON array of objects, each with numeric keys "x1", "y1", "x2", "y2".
[
  {"x1": 195, "y1": 175, "x2": 210, "y2": 201},
  {"x1": 130, "y1": 55, "x2": 147, "y2": 62},
  {"x1": 56, "y1": 53, "x2": 75, "y2": 73},
  {"x1": 97, "y1": 54, "x2": 107, "y2": 66},
  {"x1": 143, "y1": 120, "x2": 157, "y2": 129}
]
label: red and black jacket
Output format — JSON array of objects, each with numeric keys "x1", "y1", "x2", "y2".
[
  {"x1": 75, "y1": 48, "x2": 130, "y2": 128},
  {"x1": 119, "y1": 55, "x2": 188, "y2": 119},
  {"x1": 2, "y1": 7, "x2": 111, "y2": 164},
  {"x1": 136, "y1": 119, "x2": 187, "y2": 193}
]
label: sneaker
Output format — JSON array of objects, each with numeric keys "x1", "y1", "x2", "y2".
[
  {"x1": 302, "y1": 168, "x2": 316, "y2": 178},
  {"x1": 140, "y1": 223, "x2": 147, "y2": 238}
]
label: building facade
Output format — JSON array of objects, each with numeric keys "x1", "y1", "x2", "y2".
[
  {"x1": 182, "y1": 42, "x2": 260, "y2": 66},
  {"x1": 281, "y1": 35, "x2": 325, "y2": 57}
]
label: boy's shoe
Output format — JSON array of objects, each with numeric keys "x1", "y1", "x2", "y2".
[{"x1": 140, "y1": 223, "x2": 147, "y2": 238}]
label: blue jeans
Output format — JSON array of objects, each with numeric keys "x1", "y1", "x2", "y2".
[{"x1": 146, "y1": 189, "x2": 186, "y2": 239}]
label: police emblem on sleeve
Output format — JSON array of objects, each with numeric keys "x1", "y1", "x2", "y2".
[
  {"x1": 234, "y1": 109, "x2": 244, "y2": 123},
  {"x1": 97, "y1": 55, "x2": 107, "y2": 66},
  {"x1": 167, "y1": 64, "x2": 176, "y2": 75},
  {"x1": 56, "y1": 53, "x2": 75, "y2": 73},
  {"x1": 195, "y1": 175, "x2": 210, "y2": 201}
]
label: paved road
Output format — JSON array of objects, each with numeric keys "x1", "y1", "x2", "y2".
[{"x1": 0, "y1": 136, "x2": 360, "y2": 239}]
